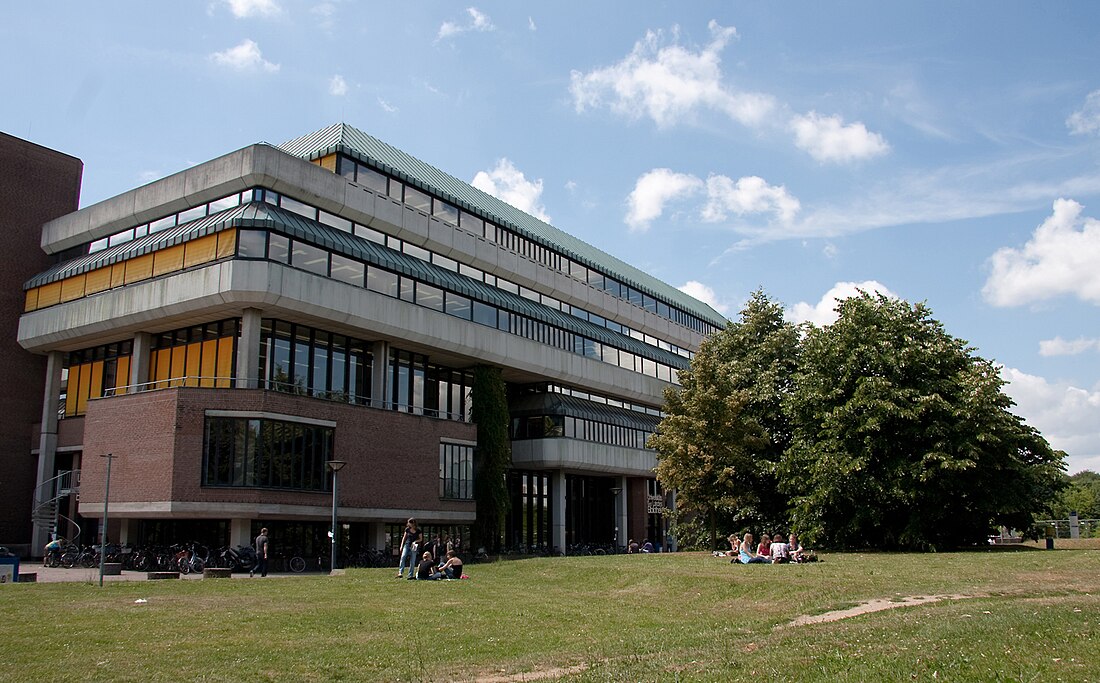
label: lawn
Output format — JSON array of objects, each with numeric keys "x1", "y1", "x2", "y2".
[{"x1": 1, "y1": 543, "x2": 1097, "y2": 682}]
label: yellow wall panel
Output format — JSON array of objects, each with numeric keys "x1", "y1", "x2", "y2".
[
  {"x1": 24, "y1": 288, "x2": 39, "y2": 312},
  {"x1": 318, "y1": 154, "x2": 337, "y2": 172},
  {"x1": 124, "y1": 254, "x2": 154, "y2": 284},
  {"x1": 84, "y1": 267, "x2": 112, "y2": 295},
  {"x1": 111, "y1": 264, "x2": 126, "y2": 288},
  {"x1": 89, "y1": 360, "x2": 105, "y2": 402},
  {"x1": 60, "y1": 274, "x2": 87, "y2": 302},
  {"x1": 184, "y1": 234, "x2": 218, "y2": 268},
  {"x1": 169, "y1": 346, "x2": 186, "y2": 387},
  {"x1": 65, "y1": 365, "x2": 82, "y2": 417},
  {"x1": 184, "y1": 342, "x2": 202, "y2": 387},
  {"x1": 216, "y1": 229, "x2": 237, "y2": 259},
  {"x1": 153, "y1": 244, "x2": 184, "y2": 277},
  {"x1": 75, "y1": 362, "x2": 92, "y2": 415},
  {"x1": 37, "y1": 282, "x2": 62, "y2": 308},
  {"x1": 115, "y1": 356, "x2": 131, "y2": 395},
  {"x1": 216, "y1": 337, "x2": 235, "y2": 388},
  {"x1": 152, "y1": 348, "x2": 172, "y2": 387},
  {"x1": 200, "y1": 339, "x2": 218, "y2": 387}
]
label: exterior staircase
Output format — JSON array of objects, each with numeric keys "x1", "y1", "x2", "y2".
[{"x1": 32, "y1": 469, "x2": 80, "y2": 540}]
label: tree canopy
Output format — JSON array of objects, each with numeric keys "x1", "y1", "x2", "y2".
[{"x1": 652, "y1": 289, "x2": 1065, "y2": 551}]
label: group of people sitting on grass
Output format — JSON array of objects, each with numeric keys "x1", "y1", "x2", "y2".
[
  {"x1": 726, "y1": 531, "x2": 816, "y2": 564},
  {"x1": 411, "y1": 549, "x2": 466, "y2": 580}
]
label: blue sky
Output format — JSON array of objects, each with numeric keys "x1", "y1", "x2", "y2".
[{"x1": 3, "y1": 1, "x2": 1099, "y2": 473}]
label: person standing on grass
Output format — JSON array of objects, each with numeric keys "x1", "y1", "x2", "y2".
[
  {"x1": 252, "y1": 527, "x2": 269, "y2": 577},
  {"x1": 397, "y1": 518, "x2": 421, "y2": 579}
]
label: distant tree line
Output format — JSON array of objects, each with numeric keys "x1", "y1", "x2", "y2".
[{"x1": 650, "y1": 290, "x2": 1066, "y2": 551}]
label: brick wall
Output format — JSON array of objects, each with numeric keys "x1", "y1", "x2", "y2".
[
  {"x1": 80, "y1": 387, "x2": 477, "y2": 521},
  {"x1": 0, "y1": 132, "x2": 82, "y2": 544}
]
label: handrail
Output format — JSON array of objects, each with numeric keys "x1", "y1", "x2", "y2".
[{"x1": 33, "y1": 469, "x2": 81, "y2": 508}]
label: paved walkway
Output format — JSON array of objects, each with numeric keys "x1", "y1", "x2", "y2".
[{"x1": 13, "y1": 562, "x2": 311, "y2": 583}]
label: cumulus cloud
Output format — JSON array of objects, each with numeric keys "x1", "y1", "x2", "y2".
[
  {"x1": 225, "y1": 0, "x2": 281, "y2": 18},
  {"x1": 983, "y1": 199, "x2": 1100, "y2": 307},
  {"x1": 790, "y1": 111, "x2": 890, "y2": 164},
  {"x1": 625, "y1": 169, "x2": 704, "y2": 232},
  {"x1": 529, "y1": 16, "x2": 537, "y2": 31},
  {"x1": 210, "y1": 39, "x2": 280, "y2": 72},
  {"x1": 378, "y1": 98, "x2": 398, "y2": 114},
  {"x1": 570, "y1": 20, "x2": 775, "y2": 128},
  {"x1": 1067, "y1": 90, "x2": 1100, "y2": 136},
  {"x1": 328, "y1": 74, "x2": 348, "y2": 96},
  {"x1": 438, "y1": 7, "x2": 494, "y2": 41},
  {"x1": 1039, "y1": 336, "x2": 1100, "y2": 357},
  {"x1": 472, "y1": 159, "x2": 551, "y2": 222},
  {"x1": 786, "y1": 280, "x2": 897, "y2": 327},
  {"x1": 1001, "y1": 366, "x2": 1100, "y2": 474},
  {"x1": 679, "y1": 281, "x2": 730, "y2": 315},
  {"x1": 702, "y1": 175, "x2": 800, "y2": 224}
]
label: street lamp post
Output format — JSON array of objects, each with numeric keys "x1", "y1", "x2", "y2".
[
  {"x1": 326, "y1": 460, "x2": 346, "y2": 574},
  {"x1": 98, "y1": 453, "x2": 115, "y2": 587}
]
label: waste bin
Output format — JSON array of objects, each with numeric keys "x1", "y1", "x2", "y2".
[
  {"x1": 0, "y1": 556, "x2": 19, "y2": 583},
  {"x1": 1045, "y1": 525, "x2": 1055, "y2": 550}
]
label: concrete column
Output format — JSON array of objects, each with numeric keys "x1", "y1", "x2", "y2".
[
  {"x1": 552, "y1": 469, "x2": 567, "y2": 553},
  {"x1": 231, "y1": 518, "x2": 252, "y2": 549},
  {"x1": 367, "y1": 522, "x2": 387, "y2": 551},
  {"x1": 236, "y1": 308, "x2": 262, "y2": 389},
  {"x1": 615, "y1": 475, "x2": 628, "y2": 550},
  {"x1": 117, "y1": 518, "x2": 133, "y2": 546},
  {"x1": 129, "y1": 332, "x2": 152, "y2": 389},
  {"x1": 31, "y1": 351, "x2": 64, "y2": 551},
  {"x1": 371, "y1": 340, "x2": 390, "y2": 408}
]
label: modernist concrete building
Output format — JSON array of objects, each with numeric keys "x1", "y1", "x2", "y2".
[{"x1": 18, "y1": 123, "x2": 725, "y2": 558}]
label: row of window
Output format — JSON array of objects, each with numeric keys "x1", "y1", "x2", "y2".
[
  {"x1": 202, "y1": 416, "x2": 335, "y2": 491},
  {"x1": 256, "y1": 187, "x2": 695, "y2": 359},
  {"x1": 335, "y1": 154, "x2": 719, "y2": 337},
  {"x1": 510, "y1": 415, "x2": 653, "y2": 451},
  {"x1": 148, "y1": 320, "x2": 238, "y2": 390},
  {"x1": 88, "y1": 191, "x2": 253, "y2": 254},
  {"x1": 238, "y1": 228, "x2": 684, "y2": 385},
  {"x1": 522, "y1": 382, "x2": 664, "y2": 418}
]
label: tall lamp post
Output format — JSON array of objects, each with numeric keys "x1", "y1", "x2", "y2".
[
  {"x1": 98, "y1": 453, "x2": 115, "y2": 587},
  {"x1": 326, "y1": 460, "x2": 346, "y2": 574}
]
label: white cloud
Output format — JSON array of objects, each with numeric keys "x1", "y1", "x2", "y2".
[
  {"x1": 377, "y1": 98, "x2": 398, "y2": 114},
  {"x1": 225, "y1": 0, "x2": 281, "y2": 18},
  {"x1": 679, "y1": 281, "x2": 730, "y2": 315},
  {"x1": 210, "y1": 39, "x2": 280, "y2": 73},
  {"x1": 702, "y1": 175, "x2": 800, "y2": 224},
  {"x1": 438, "y1": 7, "x2": 495, "y2": 41},
  {"x1": 1067, "y1": 90, "x2": 1100, "y2": 136},
  {"x1": 790, "y1": 111, "x2": 889, "y2": 164},
  {"x1": 472, "y1": 158, "x2": 551, "y2": 222},
  {"x1": 570, "y1": 20, "x2": 775, "y2": 128},
  {"x1": 1001, "y1": 366, "x2": 1100, "y2": 475},
  {"x1": 822, "y1": 243, "x2": 838, "y2": 259},
  {"x1": 786, "y1": 280, "x2": 897, "y2": 327},
  {"x1": 1039, "y1": 336, "x2": 1100, "y2": 357},
  {"x1": 625, "y1": 169, "x2": 703, "y2": 232},
  {"x1": 328, "y1": 74, "x2": 348, "y2": 97},
  {"x1": 983, "y1": 199, "x2": 1100, "y2": 307},
  {"x1": 564, "y1": 180, "x2": 577, "y2": 192},
  {"x1": 528, "y1": 16, "x2": 537, "y2": 31}
]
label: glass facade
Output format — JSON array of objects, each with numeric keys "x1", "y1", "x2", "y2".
[
  {"x1": 149, "y1": 320, "x2": 238, "y2": 390},
  {"x1": 202, "y1": 415, "x2": 334, "y2": 491},
  {"x1": 505, "y1": 470, "x2": 552, "y2": 552},
  {"x1": 63, "y1": 341, "x2": 133, "y2": 416},
  {"x1": 439, "y1": 441, "x2": 473, "y2": 500},
  {"x1": 259, "y1": 319, "x2": 372, "y2": 403}
]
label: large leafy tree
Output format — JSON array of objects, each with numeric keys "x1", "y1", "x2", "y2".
[
  {"x1": 651, "y1": 291, "x2": 798, "y2": 547},
  {"x1": 782, "y1": 292, "x2": 1064, "y2": 549},
  {"x1": 1050, "y1": 470, "x2": 1100, "y2": 521},
  {"x1": 471, "y1": 365, "x2": 510, "y2": 554}
]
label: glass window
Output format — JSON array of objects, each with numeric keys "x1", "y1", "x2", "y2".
[
  {"x1": 356, "y1": 164, "x2": 388, "y2": 194},
  {"x1": 108, "y1": 230, "x2": 134, "y2": 247},
  {"x1": 497, "y1": 278, "x2": 519, "y2": 295},
  {"x1": 280, "y1": 196, "x2": 316, "y2": 220},
  {"x1": 330, "y1": 254, "x2": 364, "y2": 287},
  {"x1": 445, "y1": 292, "x2": 471, "y2": 320},
  {"x1": 178, "y1": 205, "x2": 207, "y2": 225},
  {"x1": 388, "y1": 179, "x2": 403, "y2": 202},
  {"x1": 238, "y1": 230, "x2": 267, "y2": 259},
  {"x1": 432, "y1": 254, "x2": 457, "y2": 272},
  {"x1": 416, "y1": 283, "x2": 443, "y2": 312},
  {"x1": 292, "y1": 241, "x2": 329, "y2": 276},
  {"x1": 458, "y1": 263, "x2": 483, "y2": 281},
  {"x1": 89, "y1": 237, "x2": 108, "y2": 253},
  {"x1": 403, "y1": 242, "x2": 430, "y2": 262},
  {"x1": 399, "y1": 276, "x2": 415, "y2": 302},
  {"x1": 433, "y1": 200, "x2": 458, "y2": 225},
  {"x1": 208, "y1": 194, "x2": 241, "y2": 214},
  {"x1": 319, "y1": 210, "x2": 353, "y2": 233},
  {"x1": 404, "y1": 186, "x2": 431, "y2": 213},
  {"x1": 354, "y1": 224, "x2": 385, "y2": 244},
  {"x1": 268, "y1": 234, "x2": 290, "y2": 264},
  {"x1": 149, "y1": 215, "x2": 176, "y2": 234},
  {"x1": 367, "y1": 267, "x2": 399, "y2": 298},
  {"x1": 472, "y1": 301, "x2": 497, "y2": 327},
  {"x1": 337, "y1": 155, "x2": 356, "y2": 181},
  {"x1": 460, "y1": 212, "x2": 484, "y2": 237}
]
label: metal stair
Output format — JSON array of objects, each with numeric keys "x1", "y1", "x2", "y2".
[{"x1": 32, "y1": 469, "x2": 80, "y2": 539}]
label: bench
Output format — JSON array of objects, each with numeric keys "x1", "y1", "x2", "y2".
[
  {"x1": 203, "y1": 567, "x2": 232, "y2": 579},
  {"x1": 146, "y1": 571, "x2": 181, "y2": 580},
  {"x1": 18, "y1": 573, "x2": 37, "y2": 583}
]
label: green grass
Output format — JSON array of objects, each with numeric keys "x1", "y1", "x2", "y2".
[{"x1": 2, "y1": 546, "x2": 1098, "y2": 682}]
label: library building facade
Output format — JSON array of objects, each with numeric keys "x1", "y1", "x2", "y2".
[{"x1": 9, "y1": 124, "x2": 725, "y2": 559}]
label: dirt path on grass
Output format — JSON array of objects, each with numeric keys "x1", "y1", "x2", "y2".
[
  {"x1": 782, "y1": 593, "x2": 983, "y2": 628},
  {"x1": 473, "y1": 663, "x2": 588, "y2": 682}
]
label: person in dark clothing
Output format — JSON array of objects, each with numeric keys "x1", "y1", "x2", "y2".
[
  {"x1": 252, "y1": 528, "x2": 269, "y2": 577},
  {"x1": 414, "y1": 551, "x2": 437, "y2": 580}
]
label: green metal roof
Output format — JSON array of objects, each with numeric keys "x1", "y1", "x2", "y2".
[
  {"x1": 278, "y1": 123, "x2": 728, "y2": 329},
  {"x1": 508, "y1": 391, "x2": 662, "y2": 430},
  {"x1": 26, "y1": 201, "x2": 688, "y2": 370}
]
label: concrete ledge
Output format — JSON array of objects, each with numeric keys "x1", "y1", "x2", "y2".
[
  {"x1": 147, "y1": 571, "x2": 181, "y2": 580},
  {"x1": 103, "y1": 563, "x2": 122, "y2": 576},
  {"x1": 18, "y1": 573, "x2": 37, "y2": 583},
  {"x1": 203, "y1": 568, "x2": 232, "y2": 579}
]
